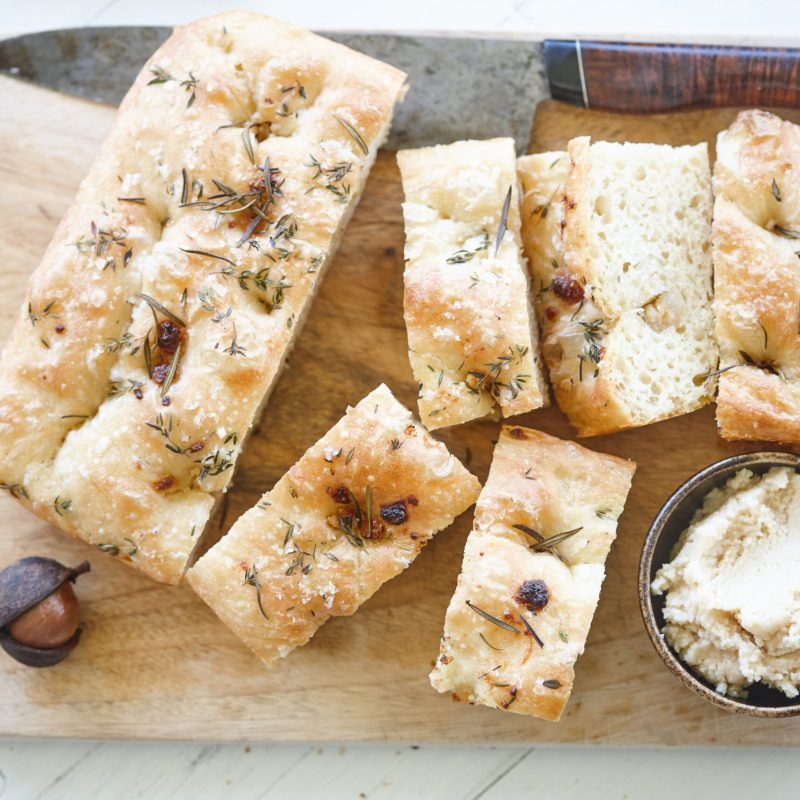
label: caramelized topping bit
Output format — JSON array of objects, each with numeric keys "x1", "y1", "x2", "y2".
[
  {"x1": 509, "y1": 427, "x2": 527, "y2": 440},
  {"x1": 327, "y1": 485, "x2": 351, "y2": 504},
  {"x1": 157, "y1": 320, "x2": 184, "y2": 354},
  {"x1": 151, "y1": 362, "x2": 171, "y2": 385},
  {"x1": 154, "y1": 475, "x2": 175, "y2": 491},
  {"x1": 552, "y1": 272, "x2": 584, "y2": 304},
  {"x1": 515, "y1": 579, "x2": 549, "y2": 612},
  {"x1": 380, "y1": 500, "x2": 408, "y2": 525}
]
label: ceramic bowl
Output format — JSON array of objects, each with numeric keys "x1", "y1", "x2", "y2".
[{"x1": 638, "y1": 450, "x2": 800, "y2": 717}]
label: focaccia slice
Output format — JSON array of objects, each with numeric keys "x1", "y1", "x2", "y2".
[
  {"x1": 429, "y1": 425, "x2": 635, "y2": 721},
  {"x1": 713, "y1": 110, "x2": 800, "y2": 442},
  {"x1": 518, "y1": 139, "x2": 716, "y2": 437},
  {"x1": 0, "y1": 12, "x2": 407, "y2": 583},
  {"x1": 187, "y1": 384, "x2": 480, "y2": 668},
  {"x1": 398, "y1": 138, "x2": 547, "y2": 431}
]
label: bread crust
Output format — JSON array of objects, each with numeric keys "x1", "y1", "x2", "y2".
[
  {"x1": 398, "y1": 138, "x2": 547, "y2": 430},
  {"x1": 713, "y1": 110, "x2": 800, "y2": 442},
  {"x1": 518, "y1": 139, "x2": 716, "y2": 437},
  {"x1": 187, "y1": 384, "x2": 480, "y2": 668},
  {"x1": 429, "y1": 425, "x2": 635, "y2": 721},
  {"x1": 0, "y1": 12, "x2": 407, "y2": 583}
]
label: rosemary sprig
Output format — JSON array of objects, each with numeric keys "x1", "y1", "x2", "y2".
[
  {"x1": 160, "y1": 342, "x2": 181, "y2": 396},
  {"x1": 494, "y1": 185, "x2": 512, "y2": 255},
  {"x1": 513, "y1": 524, "x2": 583, "y2": 552},
  {"x1": 0, "y1": 483, "x2": 27, "y2": 499},
  {"x1": 520, "y1": 614, "x2": 544, "y2": 648},
  {"x1": 774, "y1": 224, "x2": 800, "y2": 239},
  {"x1": 136, "y1": 293, "x2": 186, "y2": 327},
  {"x1": 53, "y1": 496, "x2": 72, "y2": 516},
  {"x1": 180, "y1": 248, "x2": 236, "y2": 267},
  {"x1": 465, "y1": 600, "x2": 519, "y2": 634},
  {"x1": 479, "y1": 632, "x2": 503, "y2": 651},
  {"x1": 333, "y1": 113, "x2": 368, "y2": 156}
]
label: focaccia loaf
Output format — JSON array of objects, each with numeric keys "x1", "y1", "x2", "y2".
[
  {"x1": 429, "y1": 425, "x2": 635, "y2": 721},
  {"x1": 0, "y1": 12, "x2": 407, "y2": 583},
  {"x1": 187, "y1": 384, "x2": 480, "y2": 668},
  {"x1": 518, "y1": 139, "x2": 716, "y2": 437},
  {"x1": 398, "y1": 138, "x2": 547, "y2": 430},
  {"x1": 713, "y1": 110, "x2": 800, "y2": 442}
]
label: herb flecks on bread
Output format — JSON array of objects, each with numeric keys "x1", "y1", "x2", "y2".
[
  {"x1": 429, "y1": 425, "x2": 635, "y2": 721},
  {"x1": 188, "y1": 384, "x2": 480, "y2": 668},
  {"x1": 0, "y1": 12, "x2": 407, "y2": 583},
  {"x1": 398, "y1": 138, "x2": 548, "y2": 431},
  {"x1": 712, "y1": 110, "x2": 800, "y2": 442},
  {"x1": 518, "y1": 139, "x2": 716, "y2": 437}
]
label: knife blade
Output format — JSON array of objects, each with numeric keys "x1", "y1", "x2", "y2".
[
  {"x1": 2, "y1": 27, "x2": 799, "y2": 152},
  {"x1": 0, "y1": 27, "x2": 549, "y2": 153}
]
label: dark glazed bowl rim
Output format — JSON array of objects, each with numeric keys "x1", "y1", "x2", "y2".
[{"x1": 638, "y1": 450, "x2": 800, "y2": 718}]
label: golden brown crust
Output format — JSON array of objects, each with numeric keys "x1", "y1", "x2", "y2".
[
  {"x1": 187, "y1": 384, "x2": 481, "y2": 667},
  {"x1": 429, "y1": 425, "x2": 635, "y2": 721},
  {"x1": 0, "y1": 12, "x2": 407, "y2": 583},
  {"x1": 398, "y1": 138, "x2": 547, "y2": 431},
  {"x1": 713, "y1": 110, "x2": 800, "y2": 442}
]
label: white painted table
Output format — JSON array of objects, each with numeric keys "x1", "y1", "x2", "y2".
[{"x1": 3, "y1": 2, "x2": 800, "y2": 797}]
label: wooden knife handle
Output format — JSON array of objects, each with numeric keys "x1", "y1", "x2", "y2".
[{"x1": 543, "y1": 39, "x2": 800, "y2": 113}]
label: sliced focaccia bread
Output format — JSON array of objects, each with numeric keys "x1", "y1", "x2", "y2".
[
  {"x1": 712, "y1": 110, "x2": 800, "y2": 442},
  {"x1": 0, "y1": 11, "x2": 407, "y2": 583},
  {"x1": 398, "y1": 138, "x2": 547, "y2": 431},
  {"x1": 518, "y1": 139, "x2": 716, "y2": 437},
  {"x1": 187, "y1": 384, "x2": 480, "y2": 668},
  {"x1": 429, "y1": 425, "x2": 635, "y2": 721}
]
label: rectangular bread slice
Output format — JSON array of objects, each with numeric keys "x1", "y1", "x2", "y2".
[
  {"x1": 397, "y1": 138, "x2": 547, "y2": 431},
  {"x1": 429, "y1": 425, "x2": 635, "y2": 721},
  {"x1": 187, "y1": 384, "x2": 480, "y2": 668},
  {"x1": 713, "y1": 110, "x2": 800, "y2": 442},
  {"x1": 0, "y1": 12, "x2": 407, "y2": 583},
  {"x1": 518, "y1": 139, "x2": 716, "y2": 437}
]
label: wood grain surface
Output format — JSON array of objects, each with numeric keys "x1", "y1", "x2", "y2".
[
  {"x1": 544, "y1": 41, "x2": 800, "y2": 113},
  {"x1": 2, "y1": 75, "x2": 800, "y2": 744}
]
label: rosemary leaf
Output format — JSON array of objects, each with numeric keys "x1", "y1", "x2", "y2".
[
  {"x1": 466, "y1": 600, "x2": 519, "y2": 634},
  {"x1": 494, "y1": 185, "x2": 512, "y2": 255},
  {"x1": 521, "y1": 614, "x2": 544, "y2": 648},
  {"x1": 136, "y1": 293, "x2": 186, "y2": 327},
  {"x1": 160, "y1": 342, "x2": 181, "y2": 397},
  {"x1": 333, "y1": 113, "x2": 369, "y2": 156}
]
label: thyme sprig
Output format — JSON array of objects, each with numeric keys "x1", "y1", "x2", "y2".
[
  {"x1": 74, "y1": 223, "x2": 131, "y2": 271},
  {"x1": 148, "y1": 65, "x2": 197, "y2": 107},
  {"x1": 244, "y1": 564, "x2": 269, "y2": 621},
  {"x1": 306, "y1": 154, "x2": 352, "y2": 202},
  {"x1": 466, "y1": 345, "x2": 530, "y2": 400},
  {"x1": 447, "y1": 231, "x2": 490, "y2": 264},
  {"x1": 28, "y1": 300, "x2": 57, "y2": 327}
]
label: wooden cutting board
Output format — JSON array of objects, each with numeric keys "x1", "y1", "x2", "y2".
[{"x1": 2, "y1": 74, "x2": 799, "y2": 745}]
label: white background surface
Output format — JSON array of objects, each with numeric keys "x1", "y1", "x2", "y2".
[{"x1": 3, "y1": 1, "x2": 800, "y2": 798}]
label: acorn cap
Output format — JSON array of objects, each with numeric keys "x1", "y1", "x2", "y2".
[
  {"x1": 0, "y1": 628, "x2": 82, "y2": 667},
  {"x1": 0, "y1": 556, "x2": 90, "y2": 629}
]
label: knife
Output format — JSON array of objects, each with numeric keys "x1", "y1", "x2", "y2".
[{"x1": 1, "y1": 27, "x2": 799, "y2": 152}]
